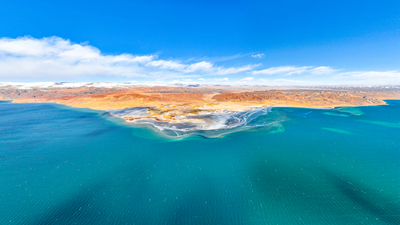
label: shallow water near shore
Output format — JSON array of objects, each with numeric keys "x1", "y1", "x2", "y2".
[
  {"x1": 107, "y1": 106, "x2": 273, "y2": 138},
  {"x1": 1, "y1": 100, "x2": 400, "y2": 224}
]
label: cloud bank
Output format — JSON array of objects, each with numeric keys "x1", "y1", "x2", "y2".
[
  {"x1": 251, "y1": 66, "x2": 336, "y2": 76},
  {"x1": 0, "y1": 36, "x2": 399, "y2": 85},
  {"x1": 0, "y1": 36, "x2": 256, "y2": 80}
]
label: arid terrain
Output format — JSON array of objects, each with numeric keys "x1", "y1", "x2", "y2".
[{"x1": 1, "y1": 83, "x2": 399, "y2": 124}]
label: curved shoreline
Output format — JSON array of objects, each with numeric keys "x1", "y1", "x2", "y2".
[
  {"x1": 6, "y1": 97, "x2": 400, "y2": 138},
  {"x1": 4, "y1": 85, "x2": 399, "y2": 137}
]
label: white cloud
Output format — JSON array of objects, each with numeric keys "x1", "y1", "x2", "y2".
[
  {"x1": 0, "y1": 36, "x2": 256, "y2": 80},
  {"x1": 1, "y1": 36, "x2": 399, "y2": 85},
  {"x1": 242, "y1": 77, "x2": 254, "y2": 81},
  {"x1": 236, "y1": 77, "x2": 254, "y2": 83},
  {"x1": 146, "y1": 60, "x2": 186, "y2": 71},
  {"x1": 334, "y1": 70, "x2": 400, "y2": 85},
  {"x1": 257, "y1": 78, "x2": 324, "y2": 86},
  {"x1": 342, "y1": 71, "x2": 400, "y2": 78},
  {"x1": 255, "y1": 70, "x2": 400, "y2": 86},
  {"x1": 252, "y1": 66, "x2": 336, "y2": 76},
  {"x1": 185, "y1": 61, "x2": 214, "y2": 73},
  {"x1": 215, "y1": 77, "x2": 229, "y2": 82},
  {"x1": 252, "y1": 66, "x2": 311, "y2": 76},
  {"x1": 196, "y1": 77, "x2": 229, "y2": 83},
  {"x1": 214, "y1": 64, "x2": 257, "y2": 75},
  {"x1": 311, "y1": 66, "x2": 336, "y2": 75},
  {"x1": 171, "y1": 78, "x2": 194, "y2": 83},
  {"x1": 251, "y1": 53, "x2": 265, "y2": 58}
]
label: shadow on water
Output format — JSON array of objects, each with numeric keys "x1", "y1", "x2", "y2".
[
  {"x1": 77, "y1": 112, "x2": 112, "y2": 119},
  {"x1": 26, "y1": 159, "x2": 156, "y2": 224},
  {"x1": 82, "y1": 127, "x2": 118, "y2": 138},
  {"x1": 67, "y1": 112, "x2": 111, "y2": 123},
  {"x1": 110, "y1": 160, "x2": 159, "y2": 224},
  {"x1": 28, "y1": 181, "x2": 109, "y2": 225},
  {"x1": 322, "y1": 170, "x2": 400, "y2": 225},
  {"x1": 99, "y1": 112, "x2": 113, "y2": 119},
  {"x1": 247, "y1": 154, "x2": 400, "y2": 224},
  {"x1": 246, "y1": 157, "x2": 333, "y2": 224},
  {"x1": 247, "y1": 155, "x2": 327, "y2": 203},
  {"x1": 166, "y1": 176, "x2": 234, "y2": 225}
]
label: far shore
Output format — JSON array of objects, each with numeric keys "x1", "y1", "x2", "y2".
[{"x1": 2, "y1": 84, "x2": 399, "y2": 124}]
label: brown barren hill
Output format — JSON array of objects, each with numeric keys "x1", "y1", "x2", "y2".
[{"x1": 211, "y1": 90, "x2": 393, "y2": 107}]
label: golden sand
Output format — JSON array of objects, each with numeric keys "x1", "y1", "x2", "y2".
[{"x1": 11, "y1": 86, "x2": 399, "y2": 124}]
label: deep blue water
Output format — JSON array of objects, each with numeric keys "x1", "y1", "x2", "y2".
[{"x1": 1, "y1": 100, "x2": 399, "y2": 224}]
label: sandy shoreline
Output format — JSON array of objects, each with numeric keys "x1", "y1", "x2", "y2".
[{"x1": 3, "y1": 85, "x2": 399, "y2": 125}]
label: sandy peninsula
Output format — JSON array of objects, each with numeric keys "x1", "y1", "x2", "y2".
[{"x1": 1, "y1": 83, "x2": 399, "y2": 124}]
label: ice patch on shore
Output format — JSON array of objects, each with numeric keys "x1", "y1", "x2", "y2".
[{"x1": 107, "y1": 107, "x2": 273, "y2": 137}]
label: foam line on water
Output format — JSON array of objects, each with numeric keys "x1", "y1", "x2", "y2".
[{"x1": 107, "y1": 107, "x2": 272, "y2": 137}]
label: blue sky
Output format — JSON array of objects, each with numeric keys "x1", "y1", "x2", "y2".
[{"x1": 0, "y1": 0, "x2": 399, "y2": 85}]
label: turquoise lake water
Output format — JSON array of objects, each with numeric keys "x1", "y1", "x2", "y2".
[{"x1": 1, "y1": 100, "x2": 399, "y2": 224}]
